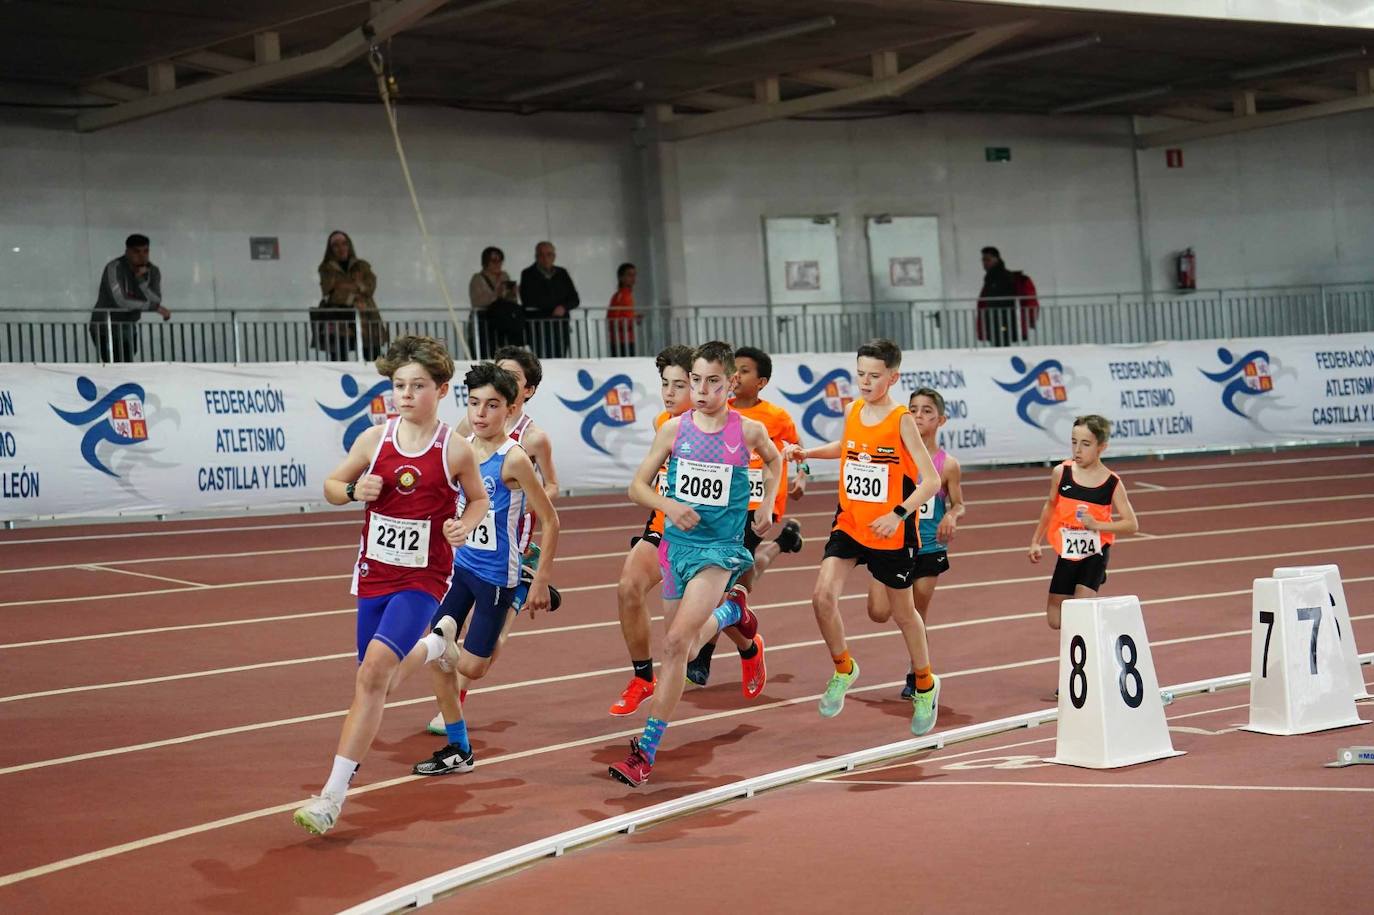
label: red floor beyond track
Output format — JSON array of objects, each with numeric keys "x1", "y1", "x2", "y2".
[{"x1": 1, "y1": 446, "x2": 1372, "y2": 913}]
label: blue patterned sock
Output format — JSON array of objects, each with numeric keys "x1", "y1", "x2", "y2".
[
  {"x1": 711, "y1": 598, "x2": 741, "y2": 633},
  {"x1": 638, "y1": 716, "x2": 668, "y2": 763},
  {"x1": 445, "y1": 719, "x2": 470, "y2": 754}
]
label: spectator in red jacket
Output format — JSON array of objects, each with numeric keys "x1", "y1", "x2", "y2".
[
  {"x1": 607, "y1": 262, "x2": 636, "y2": 357},
  {"x1": 976, "y1": 246, "x2": 1038, "y2": 348}
]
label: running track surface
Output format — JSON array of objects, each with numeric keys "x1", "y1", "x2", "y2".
[{"x1": 2, "y1": 446, "x2": 1372, "y2": 912}]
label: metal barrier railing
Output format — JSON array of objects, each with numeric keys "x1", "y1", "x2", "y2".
[{"x1": 3, "y1": 282, "x2": 1371, "y2": 363}]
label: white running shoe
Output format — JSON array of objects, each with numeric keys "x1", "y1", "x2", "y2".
[
  {"x1": 433, "y1": 616, "x2": 459, "y2": 672},
  {"x1": 292, "y1": 793, "x2": 342, "y2": 836},
  {"x1": 426, "y1": 710, "x2": 446, "y2": 735}
]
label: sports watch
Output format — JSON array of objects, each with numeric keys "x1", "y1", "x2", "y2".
[
  {"x1": 345, "y1": 481, "x2": 357, "y2": 502},
  {"x1": 891, "y1": 505, "x2": 908, "y2": 519}
]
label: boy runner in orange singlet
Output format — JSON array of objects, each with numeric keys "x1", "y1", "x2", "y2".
[{"x1": 783, "y1": 339, "x2": 942, "y2": 735}]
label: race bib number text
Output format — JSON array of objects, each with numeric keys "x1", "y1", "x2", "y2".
[
  {"x1": 1060, "y1": 529, "x2": 1102, "y2": 559},
  {"x1": 843, "y1": 461, "x2": 888, "y2": 503},
  {"x1": 675, "y1": 459, "x2": 732, "y2": 507},
  {"x1": 467, "y1": 510, "x2": 498, "y2": 552},
  {"x1": 366, "y1": 513, "x2": 430, "y2": 568}
]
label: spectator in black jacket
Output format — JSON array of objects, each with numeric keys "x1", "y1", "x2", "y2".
[
  {"x1": 88, "y1": 233, "x2": 171, "y2": 362},
  {"x1": 977, "y1": 246, "x2": 1019, "y2": 348},
  {"x1": 519, "y1": 241, "x2": 580, "y2": 358}
]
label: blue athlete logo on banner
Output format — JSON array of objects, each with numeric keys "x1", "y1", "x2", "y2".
[
  {"x1": 1200, "y1": 346, "x2": 1276, "y2": 420},
  {"x1": 557, "y1": 370, "x2": 637, "y2": 455},
  {"x1": 317, "y1": 375, "x2": 393, "y2": 452},
  {"x1": 995, "y1": 356, "x2": 1074, "y2": 431},
  {"x1": 779, "y1": 366, "x2": 853, "y2": 442},
  {"x1": 50, "y1": 376, "x2": 152, "y2": 476}
]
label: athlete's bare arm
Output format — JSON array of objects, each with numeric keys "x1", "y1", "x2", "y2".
[
  {"x1": 1085, "y1": 477, "x2": 1139, "y2": 535},
  {"x1": 504, "y1": 447, "x2": 559, "y2": 614},
  {"x1": 630, "y1": 417, "x2": 699, "y2": 530},
  {"x1": 524, "y1": 425, "x2": 560, "y2": 501},
  {"x1": 742, "y1": 417, "x2": 781, "y2": 537},
  {"x1": 443, "y1": 431, "x2": 490, "y2": 546},
  {"x1": 937, "y1": 455, "x2": 965, "y2": 544},
  {"x1": 324, "y1": 424, "x2": 384, "y2": 504},
  {"x1": 1028, "y1": 464, "x2": 1066, "y2": 563}
]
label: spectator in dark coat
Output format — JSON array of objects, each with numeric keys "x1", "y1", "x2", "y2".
[{"x1": 519, "y1": 241, "x2": 580, "y2": 358}]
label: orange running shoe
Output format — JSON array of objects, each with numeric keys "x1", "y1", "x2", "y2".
[
  {"x1": 609, "y1": 676, "x2": 656, "y2": 716},
  {"x1": 740, "y1": 634, "x2": 767, "y2": 699}
]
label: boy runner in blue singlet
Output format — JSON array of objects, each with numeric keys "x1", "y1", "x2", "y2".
[{"x1": 413, "y1": 362, "x2": 560, "y2": 775}]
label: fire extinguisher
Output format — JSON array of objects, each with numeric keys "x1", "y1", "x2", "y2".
[{"x1": 1176, "y1": 248, "x2": 1196, "y2": 291}]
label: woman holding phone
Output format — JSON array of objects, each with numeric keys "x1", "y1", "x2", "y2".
[{"x1": 468, "y1": 246, "x2": 523, "y2": 356}]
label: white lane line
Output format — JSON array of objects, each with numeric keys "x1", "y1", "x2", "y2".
[
  {"x1": 0, "y1": 614, "x2": 1322, "y2": 889},
  {"x1": 0, "y1": 653, "x2": 353, "y2": 704},
  {"x1": 0, "y1": 609, "x2": 357, "y2": 650},
  {"x1": 2, "y1": 450, "x2": 1367, "y2": 551},
  {"x1": 957, "y1": 451, "x2": 1373, "y2": 486},
  {"x1": 5, "y1": 580, "x2": 1370, "y2": 776},
  {"x1": 6, "y1": 484, "x2": 1372, "y2": 578},
  {"x1": 822, "y1": 779, "x2": 1374, "y2": 794},
  {"x1": 1135, "y1": 481, "x2": 1167, "y2": 491},
  {"x1": 0, "y1": 573, "x2": 345, "y2": 609},
  {"x1": 82, "y1": 565, "x2": 208, "y2": 588}
]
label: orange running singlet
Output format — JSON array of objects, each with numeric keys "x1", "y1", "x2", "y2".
[
  {"x1": 835, "y1": 400, "x2": 918, "y2": 551},
  {"x1": 1048, "y1": 461, "x2": 1119, "y2": 561},
  {"x1": 731, "y1": 399, "x2": 797, "y2": 518},
  {"x1": 648, "y1": 410, "x2": 673, "y2": 535}
]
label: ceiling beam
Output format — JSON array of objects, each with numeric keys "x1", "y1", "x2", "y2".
[
  {"x1": 1262, "y1": 82, "x2": 1350, "y2": 103},
  {"x1": 787, "y1": 67, "x2": 868, "y2": 89},
  {"x1": 76, "y1": 0, "x2": 461, "y2": 131},
  {"x1": 176, "y1": 50, "x2": 253, "y2": 75},
  {"x1": 1139, "y1": 91, "x2": 1374, "y2": 147},
  {"x1": 658, "y1": 20, "x2": 1034, "y2": 141},
  {"x1": 1156, "y1": 106, "x2": 1229, "y2": 123},
  {"x1": 83, "y1": 80, "x2": 144, "y2": 102},
  {"x1": 678, "y1": 91, "x2": 753, "y2": 111}
]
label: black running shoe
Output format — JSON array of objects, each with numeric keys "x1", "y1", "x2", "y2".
[
  {"x1": 900, "y1": 673, "x2": 916, "y2": 700},
  {"x1": 685, "y1": 646, "x2": 712, "y2": 687},
  {"x1": 774, "y1": 518, "x2": 804, "y2": 554},
  {"x1": 412, "y1": 743, "x2": 475, "y2": 776}
]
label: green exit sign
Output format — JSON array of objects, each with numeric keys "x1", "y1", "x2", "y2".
[{"x1": 985, "y1": 146, "x2": 1011, "y2": 162}]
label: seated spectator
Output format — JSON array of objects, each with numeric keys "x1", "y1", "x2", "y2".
[
  {"x1": 519, "y1": 241, "x2": 579, "y2": 358},
  {"x1": 313, "y1": 230, "x2": 387, "y2": 360},
  {"x1": 88, "y1": 233, "x2": 170, "y2": 363},
  {"x1": 607, "y1": 262, "x2": 636, "y2": 357},
  {"x1": 468, "y1": 246, "x2": 523, "y2": 356}
]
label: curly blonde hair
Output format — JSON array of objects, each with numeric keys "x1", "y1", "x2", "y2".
[{"x1": 375, "y1": 335, "x2": 455, "y2": 385}]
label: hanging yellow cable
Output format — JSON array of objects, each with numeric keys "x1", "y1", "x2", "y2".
[{"x1": 368, "y1": 44, "x2": 473, "y2": 361}]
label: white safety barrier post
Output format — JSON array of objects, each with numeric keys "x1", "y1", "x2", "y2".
[
  {"x1": 1273, "y1": 564, "x2": 1369, "y2": 700},
  {"x1": 1049, "y1": 595, "x2": 1184, "y2": 768},
  {"x1": 1244, "y1": 575, "x2": 1368, "y2": 736}
]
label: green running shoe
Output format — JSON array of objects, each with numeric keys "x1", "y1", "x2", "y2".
[
  {"x1": 818, "y1": 659, "x2": 860, "y2": 718},
  {"x1": 911, "y1": 674, "x2": 941, "y2": 736}
]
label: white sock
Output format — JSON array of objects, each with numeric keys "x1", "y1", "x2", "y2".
[
  {"x1": 323, "y1": 754, "x2": 359, "y2": 799},
  {"x1": 420, "y1": 632, "x2": 446, "y2": 663}
]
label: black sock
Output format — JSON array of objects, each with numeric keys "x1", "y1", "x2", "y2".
[
  {"x1": 632, "y1": 658, "x2": 654, "y2": 682},
  {"x1": 738, "y1": 641, "x2": 759, "y2": 660},
  {"x1": 693, "y1": 642, "x2": 716, "y2": 665}
]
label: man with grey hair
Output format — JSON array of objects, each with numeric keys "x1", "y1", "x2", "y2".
[
  {"x1": 519, "y1": 241, "x2": 580, "y2": 358},
  {"x1": 88, "y1": 233, "x2": 172, "y2": 362}
]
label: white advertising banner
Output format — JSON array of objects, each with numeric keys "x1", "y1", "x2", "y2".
[{"x1": 0, "y1": 332, "x2": 1370, "y2": 521}]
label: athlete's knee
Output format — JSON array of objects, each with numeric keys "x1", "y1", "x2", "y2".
[
  {"x1": 867, "y1": 601, "x2": 893, "y2": 624},
  {"x1": 457, "y1": 655, "x2": 491, "y2": 680},
  {"x1": 661, "y1": 627, "x2": 694, "y2": 660},
  {"x1": 355, "y1": 656, "x2": 393, "y2": 694}
]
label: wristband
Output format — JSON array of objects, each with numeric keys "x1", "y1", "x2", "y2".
[
  {"x1": 892, "y1": 505, "x2": 908, "y2": 519},
  {"x1": 345, "y1": 481, "x2": 357, "y2": 502},
  {"x1": 800, "y1": 463, "x2": 812, "y2": 476}
]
